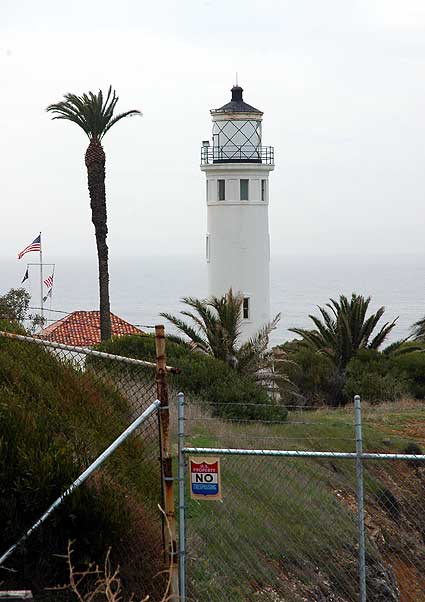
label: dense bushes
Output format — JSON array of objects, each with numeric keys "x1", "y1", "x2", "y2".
[
  {"x1": 278, "y1": 339, "x2": 425, "y2": 406},
  {"x1": 9, "y1": 325, "x2": 423, "y2": 414},
  {"x1": 393, "y1": 350, "x2": 425, "y2": 399},
  {"x1": 343, "y1": 350, "x2": 410, "y2": 403},
  {"x1": 0, "y1": 330, "x2": 162, "y2": 598},
  {"x1": 277, "y1": 339, "x2": 357, "y2": 406},
  {"x1": 345, "y1": 345, "x2": 425, "y2": 403},
  {"x1": 97, "y1": 334, "x2": 288, "y2": 421},
  {"x1": 276, "y1": 343, "x2": 344, "y2": 406}
]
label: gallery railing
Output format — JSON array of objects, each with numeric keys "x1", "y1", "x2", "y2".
[{"x1": 201, "y1": 144, "x2": 274, "y2": 165}]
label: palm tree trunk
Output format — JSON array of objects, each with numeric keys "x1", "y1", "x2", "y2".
[{"x1": 85, "y1": 139, "x2": 112, "y2": 341}]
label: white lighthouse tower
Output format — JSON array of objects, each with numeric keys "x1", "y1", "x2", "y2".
[{"x1": 201, "y1": 84, "x2": 274, "y2": 340}]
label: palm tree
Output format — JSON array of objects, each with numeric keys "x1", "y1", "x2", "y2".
[
  {"x1": 412, "y1": 317, "x2": 425, "y2": 342},
  {"x1": 160, "y1": 289, "x2": 280, "y2": 374},
  {"x1": 289, "y1": 293, "x2": 397, "y2": 371},
  {"x1": 47, "y1": 87, "x2": 141, "y2": 341}
]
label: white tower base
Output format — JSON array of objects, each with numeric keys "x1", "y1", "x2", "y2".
[{"x1": 202, "y1": 163, "x2": 274, "y2": 341}]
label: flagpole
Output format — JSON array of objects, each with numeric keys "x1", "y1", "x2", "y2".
[
  {"x1": 50, "y1": 264, "x2": 55, "y2": 311},
  {"x1": 39, "y1": 232, "x2": 44, "y2": 320}
]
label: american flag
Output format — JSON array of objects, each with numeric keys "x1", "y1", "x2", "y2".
[
  {"x1": 18, "y1": 234, "x2": 41, "y2": 260},
  {"x1": 44, "y1": 274, "x2": 54, "y2": 289}
]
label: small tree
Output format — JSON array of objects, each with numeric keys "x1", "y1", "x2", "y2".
[
  {"x1": 0, "y1": 288, "x2": 30, "y2": 322},
  {"x1": 0, "y1": 288, "x2": 46, "y2": 332},
  {"x1": 289, "y1": 293, "x2": 397, "y2": 372}
]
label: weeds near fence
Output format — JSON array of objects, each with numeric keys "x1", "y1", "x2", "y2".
[{"x1": 51, "y1": 508, "x2": 173, "y2": 602}]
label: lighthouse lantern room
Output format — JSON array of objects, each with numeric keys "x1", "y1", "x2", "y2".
[{"x1": 201, "y1": 85, "x2": 275, "y2": 341}]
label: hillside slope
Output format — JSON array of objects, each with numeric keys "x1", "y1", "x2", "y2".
[{"x1": 0, "y1": 327, "x2": 163, "y2": 600}]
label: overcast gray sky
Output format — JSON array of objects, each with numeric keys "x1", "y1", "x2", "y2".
[{"x1": 1, "y1": 0, "x2": 425, "y2": 261}]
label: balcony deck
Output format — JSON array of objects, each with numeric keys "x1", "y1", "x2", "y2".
[{"x1": 201, "y1": 145, "x2": 274, "y2": 165}]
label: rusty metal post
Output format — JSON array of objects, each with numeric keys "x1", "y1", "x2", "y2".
[{"x1": 155, "y1": 325, "x2": 179, "y2": 600}]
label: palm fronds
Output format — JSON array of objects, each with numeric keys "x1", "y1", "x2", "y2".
[
  {"x1": 412, "y1": 317, "x2": 425, "y2": 342},
  {"x1": 289, "y1": 293, "x2": 398, "y2": 370},
  {"x1": 160, "y1": 290, "x2": 279, "y2": 375},
  {"x1": 46, "y1": 86, "x2": 141, "y2": 140}
]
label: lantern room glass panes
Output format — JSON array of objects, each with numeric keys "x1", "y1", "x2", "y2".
[{"x1": 212, "y1": 119, "x2": 262, "y2": 162}]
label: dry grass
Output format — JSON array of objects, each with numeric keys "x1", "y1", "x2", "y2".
[{"x1": 50, "y1": 508, "x2": 173, "y2": 602}]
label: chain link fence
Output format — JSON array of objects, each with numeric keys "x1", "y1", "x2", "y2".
[
  {"x1": 0, "y1": 328, "x2": 175, "y2": 601},
  {"x1": 178, "y1": 395, "x2": 425, "y2": 602},
  {"x1": 3, "y1": 323, "x2": 425, "y2": 601}
]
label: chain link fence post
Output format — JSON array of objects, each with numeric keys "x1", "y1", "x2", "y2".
[
  {"x1": 354, "y1": 394, "x2": 367, "y2": 602},
  {"x1": 177, "y1": 391, "x2": 187, "y2": 602},
  {"x1": 155, "y1": 325, "x2": 179, "y2": 600}
]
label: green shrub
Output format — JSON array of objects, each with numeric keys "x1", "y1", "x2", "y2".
[
  {"x1": 393, "y1": 351, "x2": 425, "y2": 399},
  {"x1": 276, "y1": 341, "x2": 342, "y2": 406},
  {"x1": 97, "y1": 334, "x2": 288, "y2": 421},
  {"x1": 343, "y1": 349, "x2": 410, "y2": 403},
  {"x1": 0, "y1": 333, "x2": 162, "y2": 597},
  {"x1": 0, "y1": 318, "x2": 25, "y2": 334}
]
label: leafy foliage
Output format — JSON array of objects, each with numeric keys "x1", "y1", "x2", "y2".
[
  {"x1": 0, "y1": 287, "x2": 30, "y2": 322},
  {"x1": 0, "y1": 333, "x2": 161, "y2": 597},
  {"x1": 0, "y1": 288, "x2": 45, "y2": 332},
  {"x1": 290, "y1": 293, "x2": 397, "y2": 371},
  {"x1": 277, "y1": 339, "x2": 425, "y2": 406},
  {"x1": 276, "y1": 340, "x2": 343, "y2": 406},
  {"x1": 160, "y1": 289, "x2": 280, "y2": 375},
  {"x1": 392, "y1": 346, "x2": 425, "y2": 399},
  {"x1": 343, "y1": 349, "x2": 410, "y2": 403},
  {"x1": 97, "y1": 334, "x2": 288, "y2": 421}
]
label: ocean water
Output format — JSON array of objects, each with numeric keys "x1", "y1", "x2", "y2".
[{"x1": 1, "y1": 254, "x2": 424, "y2": 347}]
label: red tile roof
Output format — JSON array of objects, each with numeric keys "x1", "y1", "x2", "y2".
[{"x1": 39, "y1": 311, "x2": 144, "y2": 347}]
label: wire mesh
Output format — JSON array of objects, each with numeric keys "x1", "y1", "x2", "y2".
[
  {"x1": 0, "y1": 329, "x2": 166, "y2": 601},
  {"x1": 362, "y1": 459, "x2": 425, "y2": 602},
  {"x1": 183, "y1": 400, "x2": 357, "y2": 453},
  {"x1": 181, "y1": 399, "x2": 425, "y2": 602},
  {"x1": 184, "y1": 454, "x2": 361, "y2": 602}
]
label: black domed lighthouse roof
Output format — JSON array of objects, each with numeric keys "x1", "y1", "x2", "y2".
[{"x1": 211, "y1": 85, "x2": 263, "y2": 114}]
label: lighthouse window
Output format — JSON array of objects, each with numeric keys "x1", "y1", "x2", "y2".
[
  {"x1": 243, "y1": 297, "x2": 250, "y2": 320},
  {"x1": 261, "y1": 179, "x2": 267, "y2": 201},
  {"x1": 206, "y1": 234, "x2": 210, "y2": 262},
  {"x1": 240, "y1": 179, "x2": 249, "y2": 201},
  {"x1": 218, "y1": 179, "x2": 225, "y2": 201}
]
